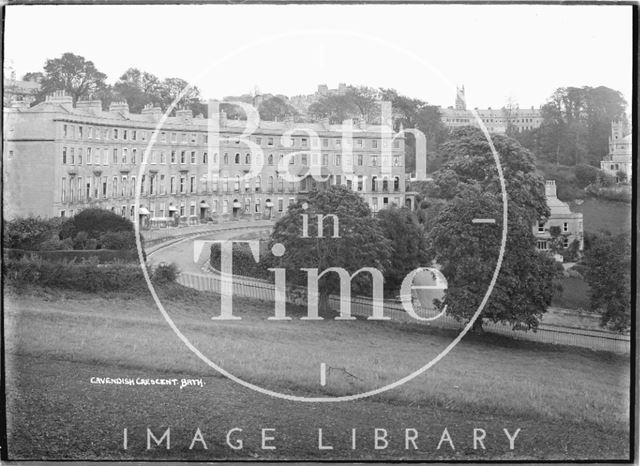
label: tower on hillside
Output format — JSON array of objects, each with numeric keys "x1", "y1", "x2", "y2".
[{"x1": 455, "y1": 85, "x2": 466, "y2": 111}]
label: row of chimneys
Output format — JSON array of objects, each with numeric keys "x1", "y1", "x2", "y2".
[{"x1": 44, "y1": 91, "x2": 199, "y2": 122}]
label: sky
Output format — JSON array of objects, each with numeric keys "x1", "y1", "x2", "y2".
[{"x1": 4, "y1": 4, "x2": 633, "y2": 110}]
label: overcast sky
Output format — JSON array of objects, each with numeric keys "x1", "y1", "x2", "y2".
[{"x1": 4, "y1": 4, "x2": 633, "y2": 109}]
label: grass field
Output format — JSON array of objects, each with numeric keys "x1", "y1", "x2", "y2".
[
  {"x1": 4, "y1": 284, "x2": 630, "y2": 460},
  {"x1": 570, "y1": 198, "x2": 632, "y2": 235}
]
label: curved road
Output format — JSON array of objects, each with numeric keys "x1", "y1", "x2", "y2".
[{"x1": 148, "y1": 225, "x2": 272, "y2": 274}]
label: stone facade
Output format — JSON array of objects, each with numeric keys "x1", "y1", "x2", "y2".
[
  {"x1": 600, "y1": 120, "x2": 632, "y2": 183},
  {"x1": 534, "y1": 180, "x2": 584, "y2": 257},
  {"x1": 4, "y1": 92, "x2": 408, "y2": 223}
]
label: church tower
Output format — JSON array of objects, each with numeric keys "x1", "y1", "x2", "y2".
[{"x1": 455, "y1": 85, "x2": 466, "y2": 110}]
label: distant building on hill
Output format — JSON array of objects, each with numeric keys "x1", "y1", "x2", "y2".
[
  {"x1": 440, "y1": 86, "x2": 543, "y2": 134},
  {"x1": 4, "y1": 71, "x2": 40, "y2": 107},
  {"x1": 600, "y1": 120, "x2": 632, "y2": 183},
  {"x1": 534, "y1": 180, "x2": 584, "y2": 259}
]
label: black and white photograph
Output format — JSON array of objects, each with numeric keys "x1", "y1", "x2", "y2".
[{"x1": 1, "y1": 1, "x2": 635, "y2": 462}]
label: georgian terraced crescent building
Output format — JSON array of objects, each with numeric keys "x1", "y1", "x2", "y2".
[{"x1": 4, "y1": 92, "x2": 410, "y2": 225}]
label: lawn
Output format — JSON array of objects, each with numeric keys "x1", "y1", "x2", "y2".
[
  {"x1": 569, "y1": 198, "x2": 631, "y2": 235},
  {"x1": 551, "y1": 277, "x2": 591, "y2": 311},
  {"x1": 4, "y1": 284, "x2": 631, "y2": 460}
]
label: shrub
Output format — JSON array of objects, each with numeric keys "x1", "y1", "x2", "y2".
[
  {"x1": 39, "y1": 237, "x2": 69, "y2": 251},
  {"x1": 210, "y1": 241, "x2": 273, "y2": 281},
  {"x1": 99, "y1": 231, "x2": 136, "y2": 250},
  {"x1": 73, "y1": 231, "x2": 89, "y2": 250},
  {"x1": 3, "y1": 248, "x2": 139, "y2": 264},
  {"x1": 574, "y1": 164, "x2": 599, "y2": 188},
  {"x1": 62, "y1": 208, "x2": 133, "y2": 240},
  {"x1": 152, "y1": 263, "x2": 180, "y2": 284},
  {"x1": 3, "y1": 217, "x2": 65, "y2": 250}
]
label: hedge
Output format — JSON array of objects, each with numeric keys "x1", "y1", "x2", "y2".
[{"x1": 4, "y1": 248, "x2": 140, "y2": 264}]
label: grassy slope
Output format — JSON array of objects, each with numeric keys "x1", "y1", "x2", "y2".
[{"x1": 4, "y1": 285, "x2": 631, "y2": 460}]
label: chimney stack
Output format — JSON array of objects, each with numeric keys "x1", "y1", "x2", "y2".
[
  {"x1": 76, "y1": 99, "x2": 103, "y2": 114},
  {"x1": 141, "y1": 104, "x2": 162, "y2": 121},
  {"x1": 109, "y1": 100, "x2": 130, "y2": 115},
  {"x1": 45, "y1": 90, "x2": 73, "y2": 111}
]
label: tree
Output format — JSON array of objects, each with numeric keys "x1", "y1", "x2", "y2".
[
  {"x1": 376, "y1": 207, "x2": 430, "y2": 297},
  {"x1": 270, "y1": 186, "x2": 392, "y2": 311},
  {"x1": 157, "y1": 77, "x2": 204, "y2": 116},
  {"x1": 428, "y1": 187, "x2": 560, "y2": 331},
  {"x1": 258, "y1": 96, "x2": 298, "y2": 121},
  {"x1": 584, "y1": 232, "x2": 631, "y2": 332},
  {"x1": 435, "y1": 127, "x2": 549, "y2": 225},
  {"x1": 113, "y1": 68, "x2": 162, "y2": 113},
  {"x1": 528, "y1": 86, "x2": 627, "y2": 166},
  {"x1": 22, "y1": 72, "x2": 44, "y2": 83},
  {"x1": 37, "y1": 53, "x2": 108, "y2": 105}
]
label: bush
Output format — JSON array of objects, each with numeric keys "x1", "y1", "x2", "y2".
[
  {"x1": 62, "y1": 208, "x2": 133, "y2": 240},
  {"x1": 574, "y1": 164, "x2": 599, "y2": 188},
  {"x1": 73, "y1": 231, "x2": 89, "y2": 250},
  {"x1": 3, "y1": 217, "x2": 66, "y2": 250},
  {"x1": 39, "y1": 237, "x2": 69, "y2": 251},
  {"x1": 210, "y1": 241, "x2": 273, "y2": 281},
  {"x1": 99, "y1": 231, "x2": 136, "y2": 250},
  {"x1": 152, "y1": 263, "x2": 180, "y2": 283}
]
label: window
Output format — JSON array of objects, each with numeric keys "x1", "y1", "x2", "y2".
[
  {"x1": 181, "y1": 151, "x2": 186, "y2": 164},
  {"x1": 255, "y1": 199, "x2": 261, "y2": 213},
  {"x1": 268, "y1": 154, "x2": 273, "y2": 165},
  {"x1": 256, "y1": 137, "x2": 262, "y2": 145},
  {"x1": 122, "y1": 148, "x2": 127, "y2": 164},
  {"x1": 181, "y1": 133, "x2": 187, "y2": 143},
  {"x1": 335, "y1": 154, "x2": 341, "y2": 166},
  {"x1": 170, "y1": 176, "x2": 176, "y2": 194},
  {"x1": 372, "y1": 139, "x2": 378, "y2": 149},
  {"x1": 536, "y1": 240, "x2": 548, "y2": 250},
  {"x1": 131, "y1": 148, "x2": 137, "y2": 164},
  {"x1": 235, "y1": 153, "x2": 240, "y2": 164},
  {"x1": 278, "y1": 178, "x2": 284, "y2": 192},
  {"x1": 102, "y1": 177, "x2": 107, "y2": 197},
  {"x1": 130, "y1": 176, "x2": 136, "y2": 197},
  {"x1": 223, "y1": 200, "x2": 229, "y2": 214},
  {"x1": 278, "y1": 198, "x2": 284, "y2": 212},
  {"x1": 223, "y1": 153, "x2": 229, "y2": 164},
  {"x1": 322, "y1": 138, "x2": 328, "y2": 147},
  {"x1": 78, "y1": 126, "x2": 83, "y2": 139},
  {"x1": 394, "y1": 177, "x2": 400, "y2": 192},
  {"x1": 234, "y1": 176, "x2": 240, "y2": 192},
  {"x1": 371, "y1": 176, "x2": 377, "y2": 192},
  {"x1": 171, "y1": 151, "x2": 177, "y2": 164},
  {"x1": 112, "y1": 176, "x2": 118, "y2": 198},
  {"x1": 180, "y1": 176, "x2": 186, "y2": 194},
  {"x1": 301, "y1": 138, "x2": 308, "y2": 147},
  {"x1": 357, "y1": 139, "x2": 363, "y2": 147},
  {"x1": 190, "y1": 176, "x2": 196, "y2": 193},
  {"x1": 121, "y1": 176, "x2": 127, "y2": 197},
  {"x1": 171, "y1": 132, "x2": 177, "y2": 143},
  {"x1": 140, "y1": 175, "x2": 145, "y2": 195},
  {"x1": 191, "y1": 151, "x2": 196, "y2": 164},
  {"x1": 160, "y1": 132, "x2": 166, "y2": 142},
  {"x1": 357, "y1": 176, "x2": 363, "y2": 192},
  {"x1": 160, "y1": 152, "x2": 166, "y2": 164},
  {"x1": 62, "y1": 147, "x2": 67, "y2": 164},
  {"x1": 203, "y1": 152, "x2": 208, "y2": 164},
  {"x1": 77, "y1": 148, "x2": 83, "y2": 165},
  {"x1": 132, "y1": 130, "x2": 137, "y2": 141},
  {"x1": 63, "y1": 125, "x2": 68, "y2": 138},
  {"x1": 393, "y1": 156, "x2": 400, "y2": 167},
  {"x1": 301, "y1": 154, "x2": 308, "y2": 166},
  {"x1": 322, "y1": 154, "x2": 328, "y2": 166},
  {"x1": 151, "y1": 151, "x2": 157, "y2": 164},
  {"x1": 191, "y1": 133, "x2": 197, "y2": 144},
  {"x1": 61, "y1": 178, "x2": 67, "y2": 202},
  {"x1": 372, "y1": 197, "x2": 378, "y2": 212},
  {"x1": 160, "y1": 175, "x2": 166, "y2": 195},
  {"x1": 538, "y1": 221, "x2": 545, "y2": 233},
  {"x1": 371, "y1": 156, "x2": 378, "y2": 167},
  {"x1": 563, "y1": 237, "x2": 569, "y2": 248},
  {"x1": 267, "y1": 137, "x2": 274, "y2": 146},
  {"x1": 563, "y1": 222, "x2": 568, "y2": 232},
  {"x1": 113, "y1": 128, "x2": 119, "y2": 139},
  {"x1": 255, "y1": 176, "x2": 261, "y2": 192},
  {"x1": 245, "y1": 153, "x2": 251, "y2": 164},
  {"x1": 357, "y1": 154, "x2": 363, "y2": 166},
  {"x1": 87, "y1": 147, "x2": 92, "y2": 165},
  {"x1": 382, "y1": 179, "x2": 388, "y2": 192},
  {"x1": 123, "y1": 129, "x2": 128, "y2": 141},
  {"x1": 112, "y1": 148, "x2": 118, "y2": 164}
]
